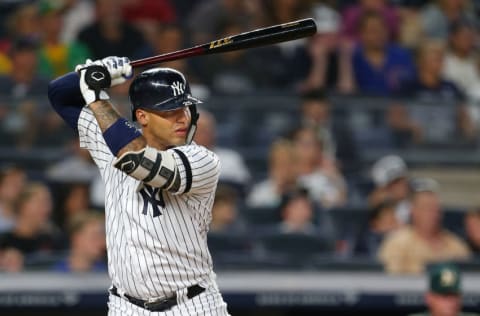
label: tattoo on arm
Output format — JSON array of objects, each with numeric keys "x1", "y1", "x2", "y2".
[{"x1": 89, "y1": 100, "x2": 147, "y2": 155}]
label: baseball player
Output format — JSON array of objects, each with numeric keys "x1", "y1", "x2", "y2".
[{"x1": 47, "y1": 56, "x2": 230, "y2": 315}]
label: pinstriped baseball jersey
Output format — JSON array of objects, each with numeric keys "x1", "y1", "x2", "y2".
[{"x1": 77, "y1": 106, "x2": 221, "y2": 300}]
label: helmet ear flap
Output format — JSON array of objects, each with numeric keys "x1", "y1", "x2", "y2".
[{"x1": 186, "y1": 104, "x2": 199, "y2": 144}]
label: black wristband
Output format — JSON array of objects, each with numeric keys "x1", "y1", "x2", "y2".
[{"x1": 84, "y1": 65, "x2": 111, "y2": 100}]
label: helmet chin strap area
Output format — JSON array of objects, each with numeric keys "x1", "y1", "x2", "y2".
[{"x1": 186, "y1": 104, "x2": 199, "y2": 145}]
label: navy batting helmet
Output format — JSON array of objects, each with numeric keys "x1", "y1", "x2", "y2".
[{"x1": 129, "y1": 67, "x2": 201, "y2": 144}]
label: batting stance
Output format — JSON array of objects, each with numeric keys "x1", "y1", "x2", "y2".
[{"x1": 48, "y1": 56, "x2": 230, "y2": 315}]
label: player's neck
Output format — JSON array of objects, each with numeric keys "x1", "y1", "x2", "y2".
[{"x1": 143, "y1": 134, "x2": 169, "y2": 151}]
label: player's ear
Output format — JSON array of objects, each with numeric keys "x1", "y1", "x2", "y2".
[{"x1": 136, "y1": 109, "x2": 148, "y2": 125}]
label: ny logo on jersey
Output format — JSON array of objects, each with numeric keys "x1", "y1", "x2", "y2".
[
  {"x1": 140, "y1": 185, "x2": 165, "y2": 217},
  {"x1": 171, "y1": 81, "x2": 185, "y2": 96}
]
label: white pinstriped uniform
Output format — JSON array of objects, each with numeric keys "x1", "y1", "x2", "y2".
[{"x1": 77, "y1": 107, "x2": 230, "y2": 315}]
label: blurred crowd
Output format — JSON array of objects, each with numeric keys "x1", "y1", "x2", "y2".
[{"x1": 0, "y1": 0, "x2": 479, "y2": 274}]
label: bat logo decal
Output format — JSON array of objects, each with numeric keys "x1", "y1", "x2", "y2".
[{"x1": 209, "y1": 37, "x2": 233, "y2": 49}]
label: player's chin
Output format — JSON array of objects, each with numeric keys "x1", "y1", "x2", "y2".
[{"x1": 170, "y1": 136, "x2": 187, "y2": 147}]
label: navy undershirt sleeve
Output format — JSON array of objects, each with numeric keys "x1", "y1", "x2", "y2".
[{"x1": 47, "y1": 72, "x2": 85, "y2": 131}]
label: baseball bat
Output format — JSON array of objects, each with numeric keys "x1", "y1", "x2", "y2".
[{"x1": 130, "y1": 18, "x2": 317, "y2": 68}]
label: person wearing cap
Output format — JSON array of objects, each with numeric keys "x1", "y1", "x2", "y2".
[
  {"x1": 378, "y1": 179, "x2": 471, "y2": 274},
  {"x1": 369, "y1": 155, "x2": 411, "y2": 224},
  {"x1": 37, "y1": 0, "x2": 90, "y2": 78},
  {"x1": 409, "y1": 263, "x2": 479, "y2": 316}
]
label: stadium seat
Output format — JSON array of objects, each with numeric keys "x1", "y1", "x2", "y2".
[
  {"x1": 242, "y1": 206, "x2": 280, "y2": 226},
  {"x1": 257, "y1": 232, "x2": 335, "y2": 268}
]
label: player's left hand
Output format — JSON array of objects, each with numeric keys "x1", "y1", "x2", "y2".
[
  {"x1": 101, "y1": 56, "x2": 133, "y2": 87},
  {"x1": 75, "y1": 56, "x2": 133, "y2": 105},
  {"x1": 75, "y1": 59, "x2": 111, "y2": 105}
]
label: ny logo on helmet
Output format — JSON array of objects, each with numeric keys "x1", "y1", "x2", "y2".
[{"x1": 171, "y1": 81, "x2": 185, "y2": 97}]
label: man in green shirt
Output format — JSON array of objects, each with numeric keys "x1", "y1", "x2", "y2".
[{"x1": 410, "y1": 263, "x2": 479, "y2": 316}]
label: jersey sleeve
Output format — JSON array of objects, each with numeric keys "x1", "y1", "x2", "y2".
[
  {"x1": 77, "y1": 107, "x2": 115, "y2": 171},
  {"x1": 168, "y1": 144, "x2": 220, "y2": 196}
]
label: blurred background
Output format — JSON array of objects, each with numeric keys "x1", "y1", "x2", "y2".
[{"x1": 0, "y1": 0, "x2": 480, "y2": 315}]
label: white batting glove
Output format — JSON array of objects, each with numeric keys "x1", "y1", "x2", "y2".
[
  {"x1": 75, "y1": 56, "x2": 133, "y2": 105},
  {"x1": 75, "y1": 58, "x2": 110, "y2": 105},
  {"x1": 101, "y1": 56, "x2": 133, "y2": 87}
]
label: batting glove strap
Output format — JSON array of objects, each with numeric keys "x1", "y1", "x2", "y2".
[{"x1": 77, "y1": 64, "x2": 111, "y2": 105}]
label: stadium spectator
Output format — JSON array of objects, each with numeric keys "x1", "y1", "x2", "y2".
[
  {"x1": 136, "y1": 23, "x2": 192, "y2": 83},
  {"x1": 443, "y1": 21, "x2": 480, "y2": 102},
  {"x1": 3, "y1": 3, "x2": 40, "y2": 44},
  {"x1": 36, "y1": 0, "x2": 91, "y2": 79},
  {"x1": 352, "y1": 11, "x2": 416, "y2": 95},
  {"x1": 52, "y1": 183, "x2": 90, "y2": 232},
  {"x1": 292, "y1": 4, "x2": 356, "y2": 94},
  {"x1": 0, "y1": 183, "x2": 64, "y2": 269},
  {"x1": 398, "y1": 41, "x2": 475, "y2": 144},
  {"x1": 121, "y1": 0, "x2": 176, "y2": 25},
  {"x1": 261, "y1": 0, "x2": 311, "y2": 26},
  {"x1": 194, "y1": 109, "x2": 251, "y2": 191},
  {"x1": 59, "y1": 0, "x2": 95, "y2": 44},
  {"x1": 0, "y1": 37, "x2": 48, "y2": 98},
  {"x1": 278, "y1": 188, "x2": 318, "y2": 234},
  {"x1": 276, "y1": 187, "x2": 336, "y2": 247},
  {"x1": 210, "y1": 184, "x2": 246, "y2": 234},
  {"x1": 297, "y1": 90, "x2": 359, "y2": 174},
  {"x1": 120, "y1": 0, "x2": 177, "y2": 60},
  {"x1": 247, "y1": 139, "x2": 298, "y2": 209},
  {"x1": 187, "y1": 0, "x2": 254, "y2": 44},
  {"x1": 76, "y1": 0, "x2": 147, "y2": 60},
  {"x1": 369, "y1": 155, "x2": 411, "y2": 223},
  {"x1": 46, "y1": 139, "x2": 99, "y2": 184},
  {"x1": 464, "y1": 208, "x2": 480, "y2": 256},
  {"x1": 420, "y1": 0, "x2": 476, "y2": 41},
  {"x1": 397, "y1": 1, "x2": 424, "y2": 50},
  {"x1": 0, "y1": 3, "x2": 39, "y2": 74},
  {"x1": 443, "y1": 21, "x2": 480, "y2": 129},
  {"x1": 409, "y1": 262, "x2": 480, "y2": 316},
  {"x1": 46, "y1": 138, "x2": 102, "y2": 209},
  {"x1": 354, "y1": 199, "x2": 402, "y2": 257},
  {"x1": 193, "y1": 19, "x2": 285, "y2": 93},
  {"x1": 386, "y1": 101, "x2": 424, "y2": 147},
  {"x1": 0, "y1": 248, "x2": 24, "y2": 272},
  {"x1": 341, "y1": 0, "x2": 400, "y2": 42},
  {"x1": 0, "y1": 165, "x2": 27, "y2": 233},
  {"x1": 33, "y1": 105, "x2": 76, "y2": 148},
  {"x1": 0, "y1": 37, "x2": 50, "y2": 148},
  {"x1": 378, "y1": 179, "x2": 471, "y2": 274},
  {"x1": 291, "y1": 126, "x2": 347, "y2": 209},
  {"x1": 52, "y1": 211, "x2": 106, "y2": 273}
]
